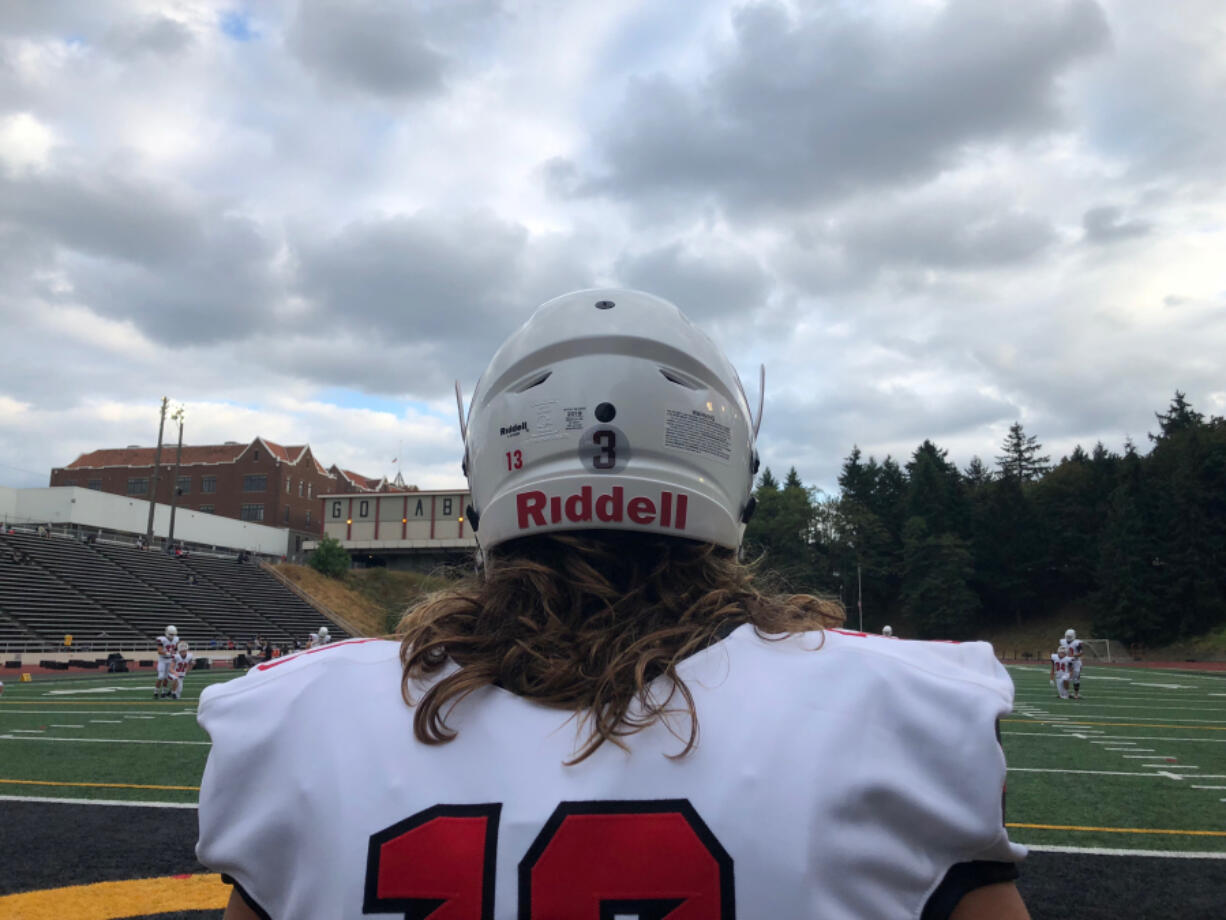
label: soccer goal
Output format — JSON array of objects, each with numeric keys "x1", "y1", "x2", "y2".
[{"x1": 1081, "y1": 639, "x2": 1125, "y2": 662}]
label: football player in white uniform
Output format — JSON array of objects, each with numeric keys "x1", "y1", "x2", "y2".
[
  {"x1": 1050, "y1": 646, "x2": 1072, "y2": 700},
  {"x1": 155, "y1": 625, "x2": 177, "y2": 699},
  {"x1": 169, "y1": 640, "x2": 195, "y2": 700},
  {"x1": 198, "y1": 290, "x2": 1028, "y2": 919},
  {"x1": 1060, "y1": 628, "x2": 1084, "y2": 699},
  {"x1": 306, "y1": 630, "x2": 319, "y2": 649},
  {"x1": 316, "y1": 626, "x2": 330, "y2": 645},
  {"x1": 882, "y1": 624, "x2": 894, "y2": 637}
]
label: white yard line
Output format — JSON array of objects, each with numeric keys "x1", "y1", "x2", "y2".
[
  {"x1": 0, "y1": 734, "x2": 209, "y2": 745},
  {"x1": 0, "y1": 794, "x2": 196, "y2": 809},
  {"x1": 88, "y1": 719, "x2": 122, "y2": 724},
  {"x1": 1142, "y1": 764, "x2": 1198, "y2": 770},
  {"x1": 48, "y1": 724, "x2": 83, "y2": 728},
  {"x1": 1190, "y1": 785, "x2": 1226, "y2": 790},
  {"x1": 1023, "y1": 844, "x2": 1226, "y2": 860},
  {"x1": 0, "y1": 709, "x2": 192, "y2": 716},
  {"x1": 10, "y1": 729, "x2": 44, "y2": 733}
]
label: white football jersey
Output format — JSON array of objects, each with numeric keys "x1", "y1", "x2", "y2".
[
  {"x1": 197, "y1": 628, "x2": 1024, "y2": 919},
  {"x1": 157, "y1": 636, "x2": 176, "y2": 658},
  {"x1": 1051, "y1": 652, "x2": 1071, "y2": 676},
  {"x1": 170, "y1": 652, "x2": 194, "y2": 677}
]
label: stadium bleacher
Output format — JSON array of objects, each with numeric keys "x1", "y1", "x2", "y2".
[{"x1": 0, "y1": 530, "x2": 347, "y2": 654}]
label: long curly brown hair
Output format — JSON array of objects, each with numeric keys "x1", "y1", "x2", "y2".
[{"x1": 397, "y1": 532, "x2": 844, "y2": 764}]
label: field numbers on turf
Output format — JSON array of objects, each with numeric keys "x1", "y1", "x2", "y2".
[{"x1": 363, "y1": 799, "x2": 733, "y2": 919}]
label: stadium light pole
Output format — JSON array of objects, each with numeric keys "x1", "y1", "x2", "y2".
[
  {"x1": 857, "y1": 563, "x2": 863, "y2": 632},
  {"x1": 145, "y1": 396, "x2": 169, "y2": 546},
  {"x1": 166, "y1": 405, "x2": 186, "y2": 549}
]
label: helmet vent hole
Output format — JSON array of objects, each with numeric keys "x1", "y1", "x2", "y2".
[
  {"x1": 594, "y1": 300, "x2": 615, "y2": 310},
  {"x1": 595, "y1": 402, "x2": 616, "y2": 422},
  {"x1": 513, "y1": 371, "x2": 552, "y2": 392},
  {"x1": 659, "y1": 368, "x2": 702, "y2": 390}
]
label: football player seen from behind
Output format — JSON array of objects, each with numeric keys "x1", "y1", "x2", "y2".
[
  {"x1": 882, "y1": 625, "x2": 894, "y2": 637},
  {"x1": 197, "y1": 290, "x2": 1029, "y2": 920},
  {"x1": 169, "y1": 640, "x2": 195, "y2": 700},
  {"x1": 155, "y1": 625, "x2": 177, "y2": 699},
  {"x1": 316, "y1": 626, "x2": 330, "y2": 645},
  {"x1": 306, "y1": 630, "x2": 319, "y2": 649}
]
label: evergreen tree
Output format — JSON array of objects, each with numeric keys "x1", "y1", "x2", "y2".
[
  {"x1": 963, "y1": 456, "x2": 992, "y2": 489},
  {"x1": 744, "y1": 466, "x2": 816, "y2": 588},
  {"x1": 905, "y1": 440, "x2": 968, "y2": 537},
  {"x1": 900, "y1": 517, "x2": 979, "y2": 639},
  {"x1": 1093, "y1": 450, "x2": 1164, "y2": 644},
  {"x1": 995, "y1": 422, "x2": 1051, "y2": 482}
]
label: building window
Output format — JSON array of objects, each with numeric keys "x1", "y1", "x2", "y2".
[
  {"x1": 306, "y1": 509, "x2": 311, "y2": 525},
  {"x1": 176, "y1": 476, "x2": 191, "y2": 495},
  {"x1": 240, "y1": 504, "x2": 264, "y2": 522},
  {"x1": 286, "y1": 478, "x2": 292, "y2": 494},
  {"x1": 359, "y1": 500, "x2": 369, "y2": 517},
  {"x1": 284, "y1": 507, "x2": 291, "y2": 523},
  {"x1": 127, "y1": 478, "x2": 148, "y2": 495},
  {"x1": 298, "y1": 481, "x2": 304, "y2": 497},
  {"x1": 202, "y1": 477, "x2": 217, "y2": 493},
  {"x1": 87, "y1": 479, "x2": 102, "y2": 490},
  {"x1": 254, "y1": 449, "x2": 260, "y2": 461},
  {"x1": 308, "y1": 483, "x2": 312, "y2": 499},
  {"x1": 199, "y1": 504, "x2": 214, "y2": 514},
  {"x1": 64, "y1": 479, "x2": 78, "y2": 487},
  {"x1": 243, "y1": 475, "x2": 267, "y2": 492}
]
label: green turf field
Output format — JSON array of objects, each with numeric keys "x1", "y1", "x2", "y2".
[
  {"x1": 3, "y1": 662, "x2": 1225, "y2": 856},
  {"x1": 1002, "y1": 663, "x2": 1226, "y2": 853}
]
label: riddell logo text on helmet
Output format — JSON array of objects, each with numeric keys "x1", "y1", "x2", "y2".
[{"x1": 516, "y1": 486, "x2": 688, "y2": 530}]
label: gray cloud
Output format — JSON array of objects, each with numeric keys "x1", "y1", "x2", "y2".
[
  {"x1": 613, "y1": 240, "x2": 771, "y2": 321},
  {"x1": 569, "y1": 0, "x2": 1109, "y2": 217},
  {"x1": 1082, "y1": 205, "x2": 1150, "y2": 244},
  {"x1": 286, "y1": 0, "x2": 450, "y2": 99},
  {"x1": 292, "y1": 211, "x2": 528, "y2": 344},
  {"x1": 0, "y1": 168, "x2": 281, "y2": 345},
  {"x1": 1, "y1": 170, "x2": 203, "y2": 267},
  {"x1": 101, "y1": 15, "x2": 193, "y2": 57}
]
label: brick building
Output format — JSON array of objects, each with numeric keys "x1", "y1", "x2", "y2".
[{"x1": 50, "y1": 437, "x2": 407, "y2": 556}]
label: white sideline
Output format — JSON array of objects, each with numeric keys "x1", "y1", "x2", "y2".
[
  {"x1": 0, "y1": 794, "x2": 196, "y2": 809},
  {"x1": 1024, "y1": 844, "x2": 1226, "y2": 860},
  {"x1": 0, "y1": 733, "x2": 210, "y2": 745}
]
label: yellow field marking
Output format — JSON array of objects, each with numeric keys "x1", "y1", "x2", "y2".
[
  {"x1": 1002, "y1": 718, "x2": 1226, "y2": 732},
  {"x1": 0, "y1": 778, "x2": 200, "y2": 791},
  {"x1": 1008, "y1": 822, "x2": 1226, "y2": 837},
  {"x1": 0, "y1": 873, "x2": 229, "y2": 919}
]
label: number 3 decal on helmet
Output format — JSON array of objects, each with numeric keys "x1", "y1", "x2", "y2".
[{"x1": 456, "y1": 289, "x2": 763, "y2": 552}]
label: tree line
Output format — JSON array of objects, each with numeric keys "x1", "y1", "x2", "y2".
[{"x1": 744, "y1": 393, "x2": 1226, "y2": 645}]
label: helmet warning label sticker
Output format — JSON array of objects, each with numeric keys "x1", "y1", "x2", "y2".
[{"x1": 665, "y1": 408, "x2": 732, "y2": 463}]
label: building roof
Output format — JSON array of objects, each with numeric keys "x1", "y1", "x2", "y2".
[
  {"x1": 65, "y1": 444, "x2": 247, "y2": 469},
  {"x1": 61, "y1": 437, "x2": 377, "y2": 483}
]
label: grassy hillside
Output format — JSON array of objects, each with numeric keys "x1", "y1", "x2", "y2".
[
  {"x1": 274, "y1": 565, "x2": 458, "y2": 635},
  {"x1": 973, "y1": 605, "x2": 1226, "y2": 661}
]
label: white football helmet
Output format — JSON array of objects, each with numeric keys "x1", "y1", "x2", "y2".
[
  {"x1": 882, "y1": 625, "x2": 893, "y2": 637},
  {"x1": 459, "y1": 289, "x2": 761, "y2": 552},
  {"x1": 177, "y1": 640, "x2": 190, "y2": 652},
  {"x1": 1065, "y1": 628, "x2": 1076, "y2": 641},
  {"x1": 319, "y1": 626, "x2": 329, "y2": 638},
  {"x1": 165, "y1": 625, "x2": 178, "y2": 639}
]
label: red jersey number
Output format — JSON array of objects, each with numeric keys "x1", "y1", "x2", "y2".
[{"x1": 363, "y1": 799, "x2": 734, "y2": 919}]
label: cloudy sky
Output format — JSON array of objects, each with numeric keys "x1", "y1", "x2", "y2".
[{"x1": 1, "y1": 0, "x2": 1223, "y2": 496}]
